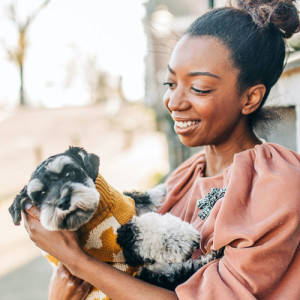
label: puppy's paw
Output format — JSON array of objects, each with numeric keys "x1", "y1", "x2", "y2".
[
  {"x1": 146, "y1": 184, "x2": 166, "y2": 209},
  {"x1": 124, "y1": 184, "x2": 166, "y2": 215},
  {"x1": 117, "y1": 212, "x2": 200, "y2": 265}
]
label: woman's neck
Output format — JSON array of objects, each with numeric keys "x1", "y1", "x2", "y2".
[{"x1": 204, "y1": 131, "x2": 262, "y2": 177}]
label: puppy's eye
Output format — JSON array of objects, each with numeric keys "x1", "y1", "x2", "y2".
[
  {"x1": 39, "y1": 191, "x2": 46, "y2": 198},
  {"x1": 65, "y1": 170, "x2": 75, "y2": 178}
]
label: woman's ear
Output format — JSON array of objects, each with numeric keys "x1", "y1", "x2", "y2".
[{"x1": 241, "y1": 84, "x2": 266, "y2": 115}]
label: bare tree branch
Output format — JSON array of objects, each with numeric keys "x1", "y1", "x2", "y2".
[
  {"x1": 2, "y1": 0, "x2": 52, "y2": 105},
  {"x1": 7, "y1": 0, "x2": 51, "y2": 30},
  {"x1": 23, "y1": 0, "x2": 51, "y2": 30}
]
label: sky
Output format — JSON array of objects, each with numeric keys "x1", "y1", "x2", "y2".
[{"x1": 0, "y1": 0, "x2": 147, "y2": 108}]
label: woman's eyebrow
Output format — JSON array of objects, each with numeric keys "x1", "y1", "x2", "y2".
[
  {"x1": 188, "y1": 71, "x2": 221, "y2": 80},
  {"x1": 167, "y1": 65, "x2": 176, "y2": 74},
  {"x1": 167, "y1": 65, "x2": 221, "y2": 80}
]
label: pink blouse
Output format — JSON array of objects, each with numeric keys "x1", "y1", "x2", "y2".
[{"x1": 158, "y1": 143, "x2": 300, "y2": 299}]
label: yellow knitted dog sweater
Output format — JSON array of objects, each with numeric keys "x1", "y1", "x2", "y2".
[{"x1": 45, "y1": 174, "x2": 137, "y2": 300}]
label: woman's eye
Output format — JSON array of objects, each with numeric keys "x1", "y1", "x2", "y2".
[
  {"x1": 163, "y1": 82, "x2": 176, "y2": 89},
  {"x1": 191, "y1": 87, "x2": 212, "y2": 94}
]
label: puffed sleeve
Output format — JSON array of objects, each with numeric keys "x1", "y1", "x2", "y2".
[{"x1": 176, "y1": 143, "x2": 300, "y2": 299}]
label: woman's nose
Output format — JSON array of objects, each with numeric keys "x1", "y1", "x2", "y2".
[{"x1": 164, "y1": 88, "x2": 190, "y2": 112}]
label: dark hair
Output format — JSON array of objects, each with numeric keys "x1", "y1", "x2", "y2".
[{"x1": 185, "y1": 0, "x2": 299, "y2": 128}]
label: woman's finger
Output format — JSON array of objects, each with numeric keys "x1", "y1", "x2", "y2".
[
  {"x1": 80, "y1": 280, "x2": 93, "y2": 297},
  {"x1": 24, "y1": 202, "x2": 41, "y2": 220},
  {"x1": 49, "y1": 263, "x2": 92, "y2": 300},
  {"x1": 23, "y1": 211, "x2": 46, "y2": 243}
]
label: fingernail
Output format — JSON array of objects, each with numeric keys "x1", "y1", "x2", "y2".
[{"x1": 25, "y1": 202, "x2": 32, "y2": 210}]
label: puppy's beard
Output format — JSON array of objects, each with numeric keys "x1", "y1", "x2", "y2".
[{"x1": 40, "y1": 183, "x2": 99, "y2": 231}]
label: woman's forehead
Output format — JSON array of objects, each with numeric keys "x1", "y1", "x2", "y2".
[{"x1": 168, "y1": 35, "x2": 236, "y2": 76}]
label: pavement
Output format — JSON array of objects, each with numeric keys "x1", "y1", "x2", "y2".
[
  {"x1": 0, "y1": 256, "x2": 51, "y2": 300},
  {"x1": 0, "y1": 196, "x2": 52, "y2": 299},
  {"x1": 0, "y1": 103, "x2": 169, "y2": 299}
]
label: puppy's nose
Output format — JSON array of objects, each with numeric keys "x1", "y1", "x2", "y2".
[{"x1": 57, "y1": 196, "x2": 71, "y2": 210}]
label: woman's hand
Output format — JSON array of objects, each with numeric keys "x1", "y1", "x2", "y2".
[
  {"x1": 23, "y1": 204, "x2": 178, "y2": 300},
  {"x1": 23, "y1": 203, "x2": 85, "y2": 267},
  {"x1": 48, "y1": 263, "x2": 91, "y2": 300}
]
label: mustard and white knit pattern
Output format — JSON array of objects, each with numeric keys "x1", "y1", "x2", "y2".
[{"x1": 44, "y1": 174, "x2": 137, "y2": 300}]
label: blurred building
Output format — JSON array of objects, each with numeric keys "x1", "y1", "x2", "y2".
[
  {"x1": 265, "y1": 50, "x2": 300, "y2": 152},
  {"x1": 143, "y1": 0, "x2": 300, "y2": 172}
]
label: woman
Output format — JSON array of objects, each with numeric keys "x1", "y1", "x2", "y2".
[{"x1": 24, "y1": 0, "x2": 300, "y2": 299}]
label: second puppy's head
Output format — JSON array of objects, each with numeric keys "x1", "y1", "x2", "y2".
[{"x1": 9, "y1": 147, "x2": 100, "y2": 231}]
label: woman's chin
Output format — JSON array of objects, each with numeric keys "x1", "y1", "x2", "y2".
[{"x1": 179, "y1": 136, "x2": 204, "y2": 148}]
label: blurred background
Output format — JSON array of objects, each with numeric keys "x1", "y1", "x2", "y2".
[{"x1": 1, "y1": 0, "x2": 300, "y2": 299}]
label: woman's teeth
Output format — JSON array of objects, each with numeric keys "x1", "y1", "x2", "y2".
[{"x1": 175, "y1": 120, "x2": 199, "y2": 128}]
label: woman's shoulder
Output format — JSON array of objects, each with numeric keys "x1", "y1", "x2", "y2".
[
  {"x1": 221, "y1": 142, "x2": 300, "y2": 209},
  {"x1": 214, "y1": 142, "x2": 300, "y2": 249},
  {"x1": 233, "y1": 142, "x2": 300, "y2": 170},
  {"x1": 224, "y1": 142, "x2": 300, "y2": 209}
]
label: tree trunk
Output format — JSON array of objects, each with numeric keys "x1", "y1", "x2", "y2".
[{"x1": 19, "y1": 62, "x2": 25, "y2": 106}]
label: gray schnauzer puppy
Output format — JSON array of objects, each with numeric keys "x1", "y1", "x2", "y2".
[
  {"x1": 9, "y1": 147, "x2": 100, "y2": 231},
  {"x1": 9, "y1": 146, "x2": 221, "y2": 291}
]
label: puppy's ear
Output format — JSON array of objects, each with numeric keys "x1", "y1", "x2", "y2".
[
  {"x1": 83, "y1": 152, "x2": 99, "y2": 182},
  {"x1": 66, "y1": 147, "x2": 100, "y2": 181},
  {"x1": 9, "y1": 186, "x2": 30, "y2": 225}
]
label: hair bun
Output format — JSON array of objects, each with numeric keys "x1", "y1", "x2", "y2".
[{"x1": 234, "y1": 0, "x2": 300, "y2": 38}]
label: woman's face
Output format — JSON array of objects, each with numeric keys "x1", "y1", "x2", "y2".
[{"x1": 163, "y1": 35, "x2": 248, "y2": 148}]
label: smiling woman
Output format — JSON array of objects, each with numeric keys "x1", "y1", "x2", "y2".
[
  {"x1": 163, "y1": 35, "x2": 257, "y2": 151},
  {"x1": 22, "y1": 1, "x2": 300, "y2": 300}
]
